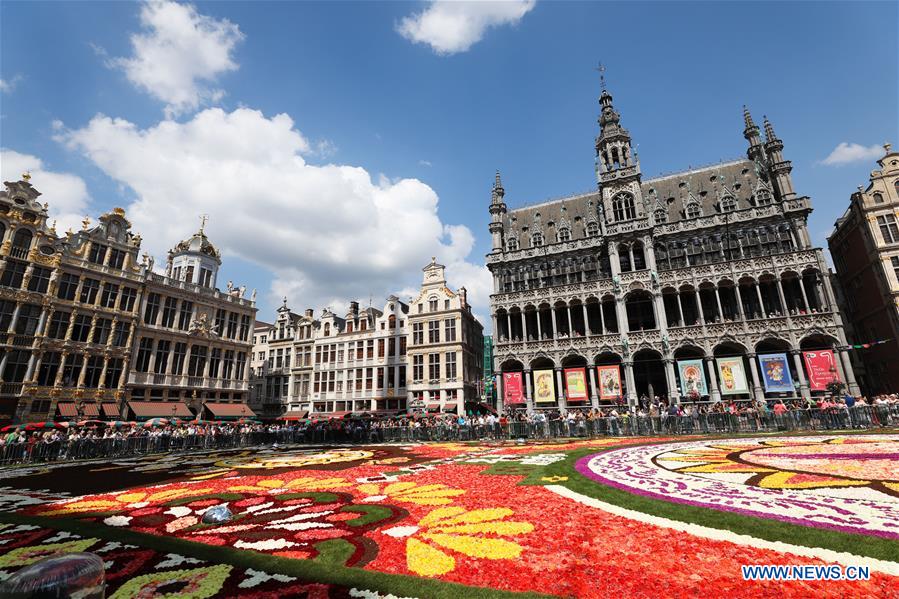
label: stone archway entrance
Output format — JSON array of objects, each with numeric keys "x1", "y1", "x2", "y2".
[{"x1": 632, "y1": 349, "x2": 667, "y2": 403}]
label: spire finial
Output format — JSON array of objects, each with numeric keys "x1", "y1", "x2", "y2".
[
  {"x1": 82, "y1": 216, "x2": 90, "y2": 230},
  {"x1": 763, "y1": 115, "x2": 777, "y2": 141},
  {"x1": 22, "y1": 171, "x2": 31, "y2": 182},
  {"x1": 885, "y1": 142, "x2": 893, "y2": 154},
  {"x1": 595, "y1": 62, "x2": 606, "y2": 92},
  {"x1": 742, "y1": 105, "x2": 755, "y2": 129},
  {"x1": 199, "y1": 214, "x2": 209, "y2": 234}
]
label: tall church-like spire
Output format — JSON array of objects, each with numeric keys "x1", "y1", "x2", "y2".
[
  {"x1": 742, "y1": 105, "x2": 766, "y2": 163},
  {"x1": 762, "y1": 116, "x2": 796, "y2": 201},
  {"x1": 488, "y1": 170, "x2": 507, "y2": 252},
  {"x1": 595, "y1": 76, "x2": 640, "y2": 185}
]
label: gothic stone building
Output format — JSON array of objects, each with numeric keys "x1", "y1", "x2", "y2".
[{"x1": 487, "y1": 87, "x2": 859, "y2": 411}]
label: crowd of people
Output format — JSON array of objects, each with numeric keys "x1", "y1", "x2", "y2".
[{"x1": 1, "y1": 393, "x2": 896, "y2": 466}]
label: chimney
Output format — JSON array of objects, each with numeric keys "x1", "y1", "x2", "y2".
[
  {"x1": 305, "y1": 308, "x2": 313, "y2": 318},
  {"x1": 350, "y1": 301, "x2": 359, "y2": 315},
  {"x1": 459, "y1": 286, "x2": 467, "y2": 308}
]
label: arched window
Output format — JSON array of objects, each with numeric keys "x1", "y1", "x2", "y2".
[
  {"x1": 429, "y1": 297, "x2": 438, "y2": 311},
  {"x1": 507, "y1": 237, "x2": 518, "y2": 251},
  {"x1": 612, "y1": 193, "x2": 636, "y2": 222},
  {"x1": 557, "y1": 227, "x2": 570, "y2": 243},
  {"x1": 389, "y1": 314, "x2": 396, "y2": 329},
  {"x1": 654, "y1": 208, "x2": 667, "y2": 223},
  {"x1": 873, "y1": 192, "x2": 884, "y2": 204},
  {"x1": 360, "y1": 319, "x2": 367, "y2": 331},
  {"x1": 323, "y1": 323, "x2": 331, "y2": 336},
  {"x1": 586, "y1": 222, "x2": 599, "y2": 236},
  {"x1": 721, "y1": 196, "x2": 737, "y2": 212},
  {"x1": 10, "y1": 229, "x2": 32, "y2": 258},
  {"x1": 685, "y1": 203, "x2": 702, "y2": 219},
  {"x1": 345, "y1": 321, "x2": 354, "y2": 333},
  {"x1": 756, "y1": 190, "x2": 772, "y2": 205},
  {"x1": 531, "y1": 232, "x2": 544, "y2": 247}
]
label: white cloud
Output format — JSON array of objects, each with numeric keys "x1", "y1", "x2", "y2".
[
  {"x1": 0, "y1": 75, "x2": 23, "y2": 94},
  {"x1": 57, "y1": 107, "x2": 488, "y2": 319},
  {"x1": 418, "y1": 159, "x2": 432, "y2": 167},
  {"x1": 820, "y1": 142, "x2": 884, "y2": 166},
  {"x1": 111, "y1": 0, "x2": 244, "y2": 117},
  {"x1": 0, "y1": 150, "x2": 91, "y2": 233},
  {"x1": 398, "y1": 0, "x2": 535, "y2": 55}
]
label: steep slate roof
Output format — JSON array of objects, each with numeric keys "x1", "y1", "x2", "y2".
[{"x1": 503, "y1": 159, "x2": 772, "y2": 245}]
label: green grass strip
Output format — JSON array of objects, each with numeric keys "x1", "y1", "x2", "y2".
[
  {"x1": 538, "y1": 445, "x2": 899, "y2": 563},
  {"x1": 0, "y1": 512, "x2": 552, "y2": 599}
]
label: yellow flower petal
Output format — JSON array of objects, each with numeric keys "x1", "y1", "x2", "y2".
[
  {"x1": 407, "y1": 538, "x2": 455, "y2": 576},
  {"x1": 384, "y1": 482, "x2": 419, "y2": 494},
  {"x1": 357, "y1": 483, "x2": 381, "y2": 495},
  {"x1": 430, "y1": 521, "x2": 534, "y2": 536},
  {"x1": 429, "y1": 508, "x2": 514, "y2": 527},
  {"x1": 115, "y1": 492, "x2": 147, "y2": 503},
  {"x1": 147, "y1": 488, "x2": 213, "y2": 502},
  {"x1": 418, "y1": 506, "x2": 466, "y2": 526},
  {"x1": 257, "y1": 479, "x2": 286, "y2": 488},
  {"x1": 422, "y1": 533, "x2": 525, "y2": 559},
  {"x1": 285, "y1": 477, "x2": 352, "y2": 490}
]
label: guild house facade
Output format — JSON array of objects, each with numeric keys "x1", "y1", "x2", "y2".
[
  {"x1": 0, "y1": 175, "x2": 256, "y2": 423},
  {"x1": 487, "y1": 85, "x2": 859, "y2": 412}
]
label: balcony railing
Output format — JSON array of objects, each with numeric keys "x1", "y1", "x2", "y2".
[{"x1": 127, "y1": 372, "x2": 248, "y2": 391}]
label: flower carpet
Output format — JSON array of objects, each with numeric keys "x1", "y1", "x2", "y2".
[{"x1": 0, "y1": 434, "x2": 896, "y2": 598}]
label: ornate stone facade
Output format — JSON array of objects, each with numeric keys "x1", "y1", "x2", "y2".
[
  {"x1": 828, "y1": 144, "x2": 899, "y2": 394},
  {"x1": 487, "y1": 88, "x2": 859, "y2": 411},
  {"x1": 0, "y1": 176, "x2": 256, "y2": 423}
]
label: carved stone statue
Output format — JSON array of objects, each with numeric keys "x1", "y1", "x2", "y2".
[
  {"x1": 620, "y1": 335, "x2": 629, "y2": 356},
  {"x1": 189, "y1": 312, "x2": 220, "y2": 337},
  {"x1": 661, "y1": 332, "x2": 670, "y2": 354},
  {"x1": 612, "y1": 274, "x2": 621, "y2": 294},
  {"x1": 226, "y1": 280, "x2": 234, "y2": 292},
  {"x1": 239, "y1": 285, "x2": 246, "y2": 297},
  {"x1": 251, "y1": 288, "x2": 257, "y2": 301},
  {"x1": 650, "y1": 269, "x2": 659, "y2": 289}
]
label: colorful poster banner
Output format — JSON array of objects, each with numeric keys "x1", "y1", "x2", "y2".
[
  {"x1": 757, "y1": 353, "x2": 794, "y2": 392},
  {"x1": 502, "y1": 372, "x2": 525, "y2": 404},
  {"x1": 533, "y1": 369, "x2": 556, "y2": 403},
  {"x1": 677, "y1": 359, "x2": 708, "y2": 397},
  {"x1": 597, "y1": 365, "x2": 622, "y2": 400},
  {"x1": 715, "y1": 357, "x2": 749, "y2": 395},
  {"x1": 803, "y1": 350, "x2": 839, "y2": 391},
  {"x1": 564, "y1": 368, "x2": 588, "y2": 401}
]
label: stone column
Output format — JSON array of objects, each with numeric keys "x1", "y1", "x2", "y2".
[
  {"x1": 615, "y1": 298, "x2": 628, "y2": 333},
  {"x1": 87, "y1": 315, "x2": 98, "y2": 344},
  {"x1": 838, "y1": 349, "x2": 860, "y2": 395},
  {"x1": 506, "y1": 313, "x2": 512, "y2": 341},
  {"x1": 147, "y1": 339, "x2": 158, "y2": 374},
  {"x1": 747, "y1": 353, "x2": 767, "y2": 402},
  {"x1": 495, "y1": 373, "x2": 504, "y2": 414},
  {"x1": 755, "y1": 284, "x2": 765, "y2": 317},
  {"x1": 734, "y1": 285, "x2": 746, "y2": 320},
  {"x1": 665, "y1": 359, "x2": 680, "y2": 403},
  {"x1": 7, "y1": 302, "x2": 22, "y2": 334},
  {"x1": 628, "y1": 246, "x2": 635, "y2": 271},
  {"x1": 24, "y1": 349, "x2": 41, "y2": 384},
  {"x1": 76, "y1": 354, "x2": 89, "y2": 388},
  {"x1": 520, "y1": 311, "x2": 527, "y2": 343},
  {"x1": 790, "y1": 351, "x2": 811, "y2": 401},
  {"x1": 582, "y1": 303, "x2": 591, "y2": 336},
  {"x1": 694, "y1": 289, "x2": 705, "y2": 325},
  {"x1": 598, "y1": 300, "x2": 606, "y2": 333},
  {"x1": 588, "y1": 366, "x2": 599, "y2": 408},
  {"x1": 98, "y1": 357, "x2": 109, "y2": 389},
  {"x1": 705, "y1": 356, "x2": 721, "y2": 402},
  {"x1": 676, "y1": 293, "x2": 685, "y2": 326},
  {"x1": 623, "y1": 361, "x2": 637, "y2": 408},
  {"x1": 714, "y1": 288, "x2": 724, "y2": 322},
  {"x1": 54, "y1": 352, "x2": 69, "y2": 386},
  {"x1": 524, "y1": 369, "x2": 534, "y2": 412},
  {"x1": 565, "y1": 304, "x2": 573, "y2": 336},
  {"x1": 653, "y1": 293, "x2": 665, "y2": 329},
  {"x1": 555, "y1": 368, "x2": 566, "y2": 412},
  {"x1": 492, "y1": 313, "x2": 498, "y2": 338},
  {"x1": 775, "y1": 279, "x2": 789, "y2": 315},
  {"x1": 550, "y1": 308, "x2": 558, "y2": 339},
  {"x1": 536, "y1": 309, "x2": 543, "y2": 340},
  {"x1": 797, "y1": 279, "x2": 810, "y2": 310}
]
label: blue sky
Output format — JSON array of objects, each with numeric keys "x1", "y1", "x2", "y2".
[{"x1": 1, "y1": 1, "x2": 896, "y2": 330}]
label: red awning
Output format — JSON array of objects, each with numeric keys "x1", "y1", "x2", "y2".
[
  {"x1": 278, "y1": 410, "x2": 309, "y2": 421},
  {"x1": 57, "y1": 402, "x2": 77, "y2": 417},
  {"x1": 82, "y1": 403, "x2": 100, "y2": 417},
  {"x1": 443, "y1": 403, "x2": 458, "y2": 412},
  {"x1": 101, "y1": 403, "x2": 120, "y2": 418},
  {"x1": 425, "y1": 403, "x2": 440, "y2": 412},
  {"x1": 128, "y1": 401, "x2": 194, "y2": 419},
  {"x1": 204, "y1": 402, "x2": 258, "y2": 418}
]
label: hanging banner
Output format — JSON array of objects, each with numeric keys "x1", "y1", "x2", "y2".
[
  {"x1": 597, "y1": 365, "x2": 622, "y2": 400},
  {"x1": 715, "y1": 357, "x2": 749, "y2": 395},
  {"x1": 677, "y1": 359, "x2": 708, "y2": 397},
  {"x1": 564, "y1": 368, "x2": 588, "y2": 401},
  {"x1": 757, "y1": 353, "x2": 794, "y2": 392},
  {"x1": 803, "y1": 350, "x2": 839, "y2": 391},
  {"x1": 502, "y1": 372, "x2": 525, "y2": 404},
  {"x1": 533, "y1": 369, "x2": 556, "y2": 403}
]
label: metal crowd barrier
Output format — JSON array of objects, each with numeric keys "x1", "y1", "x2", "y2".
[{"x1": 0, "y1": 404, "x2": 896, "y2": 466}]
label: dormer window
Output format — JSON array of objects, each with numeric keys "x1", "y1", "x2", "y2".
[
  {"x1": 685, "y1": 203, "x2": 702, "y2": 219},
  {"x1": 507, "y1": 237, "x2": 518, "y2": 251},
  {"x1": 531, "y1": 232, "x2": 544, "y2": 247},
  {"x1": 873, "y1": 192, "x2": 884, "y2": 204},
  {"x1": 429, "y1": 298, "x2": 438, "y2": 311},
  {"x1": 586, "y1": 222, "x2": 599, "y2": 237},
  {"x1": 654, "y1": 208, "x2": 667, "y2": 224},
  {"x1": 756, "y1": 190, "x2": 772, "y2": 205},
  {"x1": 558, "y1": 227, "x2": 571, "y2": 242},
  {"x1": 721, "y1": 197, "x2": 737, "y2": 212}
]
